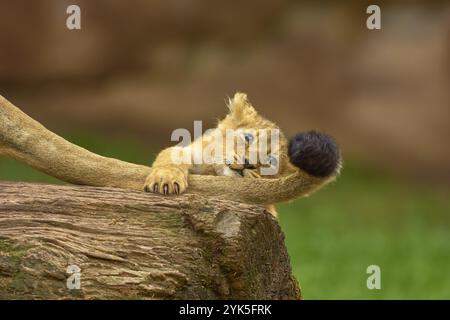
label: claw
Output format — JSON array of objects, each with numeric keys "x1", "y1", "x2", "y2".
[
  {"x1": 174, "y1": 182, "x2": 180, "y2": 194},
  {"x1": 163, "y1": 184, "x2": 169, "y2": 195},
  {"x1": 153, "y1": 183, "x2": 159, "y2": 193}
]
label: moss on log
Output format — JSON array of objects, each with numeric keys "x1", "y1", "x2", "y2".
[{"x1": 0, "y1": 182, "x2": 300, "y2": 299}]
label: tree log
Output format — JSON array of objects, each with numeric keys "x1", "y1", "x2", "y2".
[{"x1": 0, "y1": 182, "x2": 300, "y2": 299}]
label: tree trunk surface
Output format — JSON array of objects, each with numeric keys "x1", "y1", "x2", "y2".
[{"x1": 0, "y1": 182, "x2": 300, "y2": 299}]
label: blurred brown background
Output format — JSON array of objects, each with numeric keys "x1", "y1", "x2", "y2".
[{"x1": 1, "y1": 0, "x2": 450, "y2": 183}]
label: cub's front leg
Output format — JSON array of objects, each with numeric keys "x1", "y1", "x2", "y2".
[{"x1": 144, "y1": 147, "x2": 189, "y2": 195}]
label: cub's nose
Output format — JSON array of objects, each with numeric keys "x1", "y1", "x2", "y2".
[{"x1": 244, "y1": 158, "x2": 256, "y2": 169}]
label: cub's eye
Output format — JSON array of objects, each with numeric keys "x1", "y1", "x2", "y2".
[
  {"x1": 266, "y1": 155, "x2": 278, "y2": 167},
  {"x1": 244, "y1": 133, "x2": 254, "y2": 144}
]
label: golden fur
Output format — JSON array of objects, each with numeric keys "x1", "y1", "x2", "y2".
[
  {"x1": 144, "y1": 93, "x2": 297, "y2": 215},
  {"x1": 0, "y1": 94, "x2": 339, "y2": 213}
]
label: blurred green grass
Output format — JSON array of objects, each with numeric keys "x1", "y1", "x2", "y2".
[
  {"x1": 1, "y1": 133, "x2": 449, "y2": 299},
  {"x1": 279, "y1": 165, "x2": 450, "y2": 299}
]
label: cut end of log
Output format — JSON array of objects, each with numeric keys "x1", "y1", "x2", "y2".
[{"x1": 0, "y1": 182, "x2": 300, "y2": 299}]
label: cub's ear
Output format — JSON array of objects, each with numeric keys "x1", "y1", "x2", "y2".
[{"x1": 227, "y1": 92, "x2": 257, "y2": 122}]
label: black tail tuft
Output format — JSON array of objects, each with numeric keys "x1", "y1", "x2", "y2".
[{"x1": 288, "y1": 131, "x2": 341, "y2": 177}]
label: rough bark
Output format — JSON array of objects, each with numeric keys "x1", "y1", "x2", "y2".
[{"x1": 0, "y1": 182, "x2": 300, "y2": 299}]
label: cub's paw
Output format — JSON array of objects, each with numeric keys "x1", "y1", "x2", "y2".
[{"x1": 143, "y1": 167, "x2": 188, "y2": 195}]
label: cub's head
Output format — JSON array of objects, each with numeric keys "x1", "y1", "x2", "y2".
[
  {"x1": 217, "y1": 93, "x2": 290, "y2": 177},
  {"x1": 217, "y1": 92, "x2": 341, "y2": 178}
]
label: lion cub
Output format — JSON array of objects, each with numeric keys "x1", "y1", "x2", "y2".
[{"x1": 144, "y1": 93, "x2": 296, "y2": 213}]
